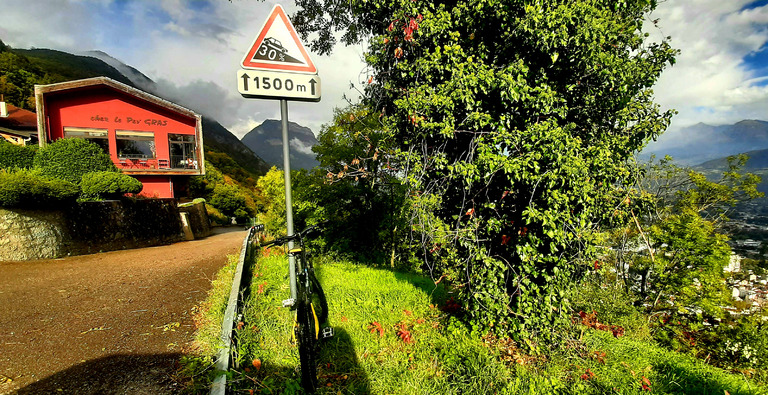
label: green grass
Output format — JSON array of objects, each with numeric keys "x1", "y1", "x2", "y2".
[
  {"x1": 178, "y1": 254, "x2": 240, "y2": 392},
  {"x1": 202, "y1": 252, "x2": 768, "y2": 394}
]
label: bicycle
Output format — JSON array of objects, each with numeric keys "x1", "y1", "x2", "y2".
[{"x1": 258, "y1": 223, "x2": 333, "y2": 393}]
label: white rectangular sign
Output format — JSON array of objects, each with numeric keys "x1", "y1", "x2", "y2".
[{"x1": 237, "y1": 69, "x2": 321, "y2": 102}]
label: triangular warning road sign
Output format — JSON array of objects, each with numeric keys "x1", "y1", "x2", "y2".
[{"x1": 241, "y1": 5, "x2": 317, "y2": 74}]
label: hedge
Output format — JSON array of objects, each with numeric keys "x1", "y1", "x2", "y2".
[
  {"x1": 0, "y1": 141, "x2": 37, "y2": 170},
  {"x1": 33, "y1": 138, "x2": 116, "y2": 184},
  {"x1": 0, "y1": 169, "x2": 79, "y2": 208},
  {"x1": 80, "y1": 171, "x2": 143, "y2": 200}
]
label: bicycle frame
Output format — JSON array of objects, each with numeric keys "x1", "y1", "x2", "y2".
[{"x1": 258, "y1": 224, "x2": 330, "y2": 393}]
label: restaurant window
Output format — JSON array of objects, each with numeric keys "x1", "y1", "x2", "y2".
[
  {"x1": 116, "y1": 130, "x2": 156, "y2": 159},
  {"x1": 63, "y1": 127, "x2": 109, "y2": 153},
  {"x1": 169, "y1": 133, "x2": 197, "y2": 169}
]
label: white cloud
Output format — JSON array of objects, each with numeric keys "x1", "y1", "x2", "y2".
[
  {"x1": 648, "y1": 0, "x2": 768, "y2": 138},
  {"x1": 290, "y1": 137, "x2": 314, "y2": 155}
]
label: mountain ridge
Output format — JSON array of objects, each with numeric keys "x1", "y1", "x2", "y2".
[
  {"x1": 241, "y1": 119, "x2": 319, "y2": 170},
  {"x1": 643, "y1": 119, "x2": 768, "y2": 165}
]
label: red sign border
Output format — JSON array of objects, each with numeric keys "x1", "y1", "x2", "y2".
[{"x1": 241, "y1": 5, "x2": 317, "y2": 74}]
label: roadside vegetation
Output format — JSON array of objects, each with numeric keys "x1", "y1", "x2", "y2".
[{"x1": 186, "y1": 248, "x2": 767, "y2": 394}]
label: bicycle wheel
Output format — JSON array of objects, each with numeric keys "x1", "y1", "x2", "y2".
[{"x1": 296, "y1": 300, "x2": 318, "y2": 392}]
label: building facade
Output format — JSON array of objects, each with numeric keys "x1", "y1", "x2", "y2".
[{"x1": 35, "y1": 77, "x2": 204, "y2": 198}]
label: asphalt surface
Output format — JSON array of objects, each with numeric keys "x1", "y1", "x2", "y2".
[{"x1": 0, "y1": 227, "x2": 247, "y2": 394}]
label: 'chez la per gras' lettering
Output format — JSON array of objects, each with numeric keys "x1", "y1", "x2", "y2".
[{"x1": 90, "y1": 114, "x2": 168, "y2": 126}]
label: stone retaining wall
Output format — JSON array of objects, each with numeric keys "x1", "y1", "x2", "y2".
[
  {"x1": 0, "y1": 199, "x2": 189, "y2": 261},
  {"x1": 178, "y1": 201, "x2": 212, "y2": 238}
]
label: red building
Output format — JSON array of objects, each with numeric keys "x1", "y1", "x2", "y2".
[{"x1": 35, "y1": 77, "x2": 204, "y2": 198}]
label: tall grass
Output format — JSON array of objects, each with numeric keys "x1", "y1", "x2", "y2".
[{"x1": 187, "y1": 251, "x2": 768, "y2": 394}]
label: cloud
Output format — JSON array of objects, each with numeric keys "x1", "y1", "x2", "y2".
[
  {"x1": 649, "y1": 1, "x2": 768, "y2": 124},
  {"x1": 290, "y1": 137, "x2": 315, "y2": 155},
  {"x1": 645, "y1": 0, "x2": 768, "y2": 149}
]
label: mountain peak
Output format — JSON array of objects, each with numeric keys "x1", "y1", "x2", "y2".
[{"x1": 241, "y1": 120, "x2": 319, "y2": 170}]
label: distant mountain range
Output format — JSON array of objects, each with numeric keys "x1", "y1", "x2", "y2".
[
  {"x1": 643, "y1": 120, "x2": 768, "y2": 166},
  {"x1": 241, "y1": 120, "x2": 319, "y2": 170}
]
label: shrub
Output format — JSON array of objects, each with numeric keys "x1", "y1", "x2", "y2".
[
  {"x1": 80, "y1": 171, "x2": 143, "y2": 200},
  {"x1": 33, "y1": 138, "x2": 116, "y2": 184},
  {"x1": 209, "y1": 183, "x2": 253, "y2": 223},
  {"x1": 0, "y1": 168, "x2": 79, "y2": 208},
  {"x1": 206, "y1": 204, "x2": 229, "y2": 226},
  {"x1": 0, "y1": 140, "x2": 37, "y2": 169}
]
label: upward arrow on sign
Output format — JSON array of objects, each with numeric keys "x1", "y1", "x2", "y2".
[{"x1": 241, "y1": 4, "x2": 317, "y2": 74}]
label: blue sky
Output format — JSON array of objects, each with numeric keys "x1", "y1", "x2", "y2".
[{"x1": 1, "y1": 1, "x2": 767, "y2": 149}]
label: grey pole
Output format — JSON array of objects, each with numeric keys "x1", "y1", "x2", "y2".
[{"x1": 280, "y1": 99, "x2": 298, "y2": 302}]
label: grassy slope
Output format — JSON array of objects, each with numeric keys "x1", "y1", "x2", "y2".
[
  {"x1": 186, "y1": 249, "x2": 766, "y2": 394},
  {"x1": 208, "y1": 253, "x2": 768, "y2": 395}
]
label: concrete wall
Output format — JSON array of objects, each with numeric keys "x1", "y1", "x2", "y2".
[
  {"x1": 178, "y1": 201, "x2": 212, "y2": 239},
  {"x1": 0, "y1": 199, "x2": 186, "y2": 261}
]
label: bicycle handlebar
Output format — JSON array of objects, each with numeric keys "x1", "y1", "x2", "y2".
[{"x1": 259, "y1": 222, "x2": 327, "y2": 249}]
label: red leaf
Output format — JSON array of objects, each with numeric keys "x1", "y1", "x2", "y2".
[
  {"x1": 368, "y1": 322, "x2": 385, "y2": 337},
  {"x1": 465, "y1": 208, "x2": 475, "y2": 217},
  {"x1": 396, "y1": 323, "x2": 413, "y2": 344},
  {"x1": 580, "y1": 368, "x2": 595, "y2": 380},
  {"x1": 501, "y1": 235, "x2": 511, "y2": 245}
]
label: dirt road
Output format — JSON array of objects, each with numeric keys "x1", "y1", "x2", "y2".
[{"x1": 0, "y1": 227, "x2": 248, "y2": 394}]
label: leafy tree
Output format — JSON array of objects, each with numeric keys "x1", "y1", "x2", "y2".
[
  {"x1": 257, "y1": 166, "x2": 289, "y2": 235},
  {"x1": 292, "y1": 0, "x2": 677, "y2": 338},
  {"x1": 209, "y1": 183, "x2": 253, "y2": 223},
  {"x1": 621, "y1": 156, "x2": 761, "y2": 313},
  {"x1": 311, "y1": 105, "x2": 410, "y2": 263},
  {"x1": 189, "y1": 159, "x2": 265, "y2": 223}
]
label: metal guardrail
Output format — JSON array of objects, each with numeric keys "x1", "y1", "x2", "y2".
[{"x1": 210, "y1": 225, "x2": 263, "y2": 395}]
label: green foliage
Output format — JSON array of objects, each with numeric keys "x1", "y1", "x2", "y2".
[
  {"x1": 646, "y1": 210, "x2": 731, "y2": 319},
  {"x1": 568, "y1": 267, "x2": 651, "y2": 341},
  {"x1": 80, "y1": 171, "x2": 143, "y2": 200},
  {"x1": 204, "y1": 150, "x2": 259, "y2": 188},
  {"x1": 293, "y1": 0, "x2": 677, "y2": 339},
  {"x1": 300, "y1": 105, "x2": 412, "y2": 263},
  {"x1": 33, "y1": 138, "x2": 117, "y2": 184},
  {"x1": 209, "y1": 182, "x2": 253, "y2": 223},
  {"x1": 0, "y1": 40, "x2": 68, "y2": 110},
  {"x1": 605, "y1": 156, "x2": 764, "y2": 374},
  {"x1": 205, "y1": 203, "x2": 229, "y2": 226},
  {"x1": 188, "y1": 160, "x2": 263, "y2": 225},
  {"x1": 0, "y1": 168, "x2": 79, "y2": 208},
  {"x1": 0, "y1": 140, "x2": 36, "y2": 169},
  {"x1": 256, "y1": 166, "x2": 288, "y2": 235}
]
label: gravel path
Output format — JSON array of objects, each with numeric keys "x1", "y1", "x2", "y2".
[{"x1": 0, "y1": 227, "x2": 248, "y2": 394}]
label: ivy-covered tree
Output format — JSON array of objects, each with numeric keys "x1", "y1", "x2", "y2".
[{"x1": 293, "y1": 0, "x2": 677, "y2": 338}]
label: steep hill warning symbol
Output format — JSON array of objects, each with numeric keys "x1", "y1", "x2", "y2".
[{"x1": 241, "y1": 5, "x2": 317, "y2": 74}]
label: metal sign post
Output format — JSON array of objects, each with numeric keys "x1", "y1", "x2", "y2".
[
  {"x1": 238, "y1": 3, "x2": 321, "y2": 304},
  {"x1": 280, "y1": 99, "x2": 297, "y2": 301}
]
